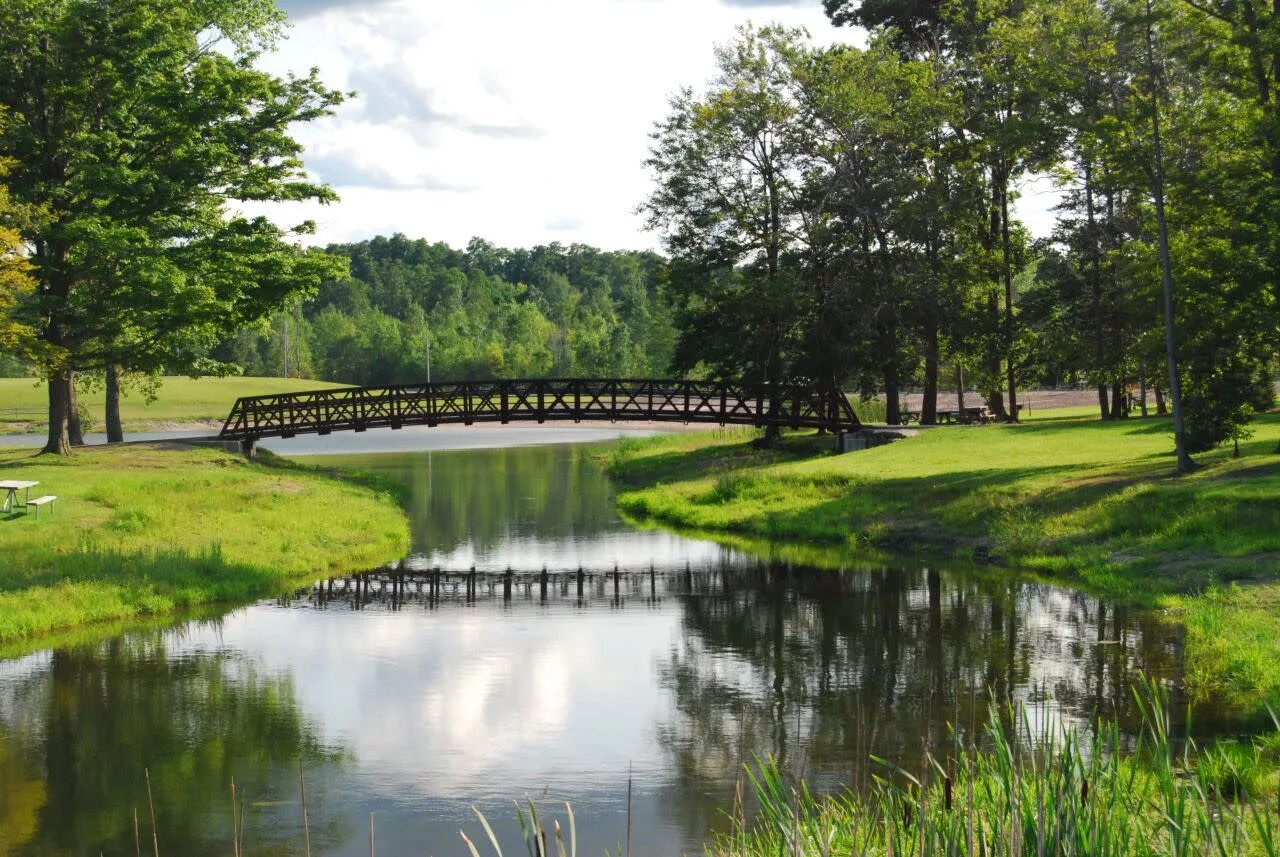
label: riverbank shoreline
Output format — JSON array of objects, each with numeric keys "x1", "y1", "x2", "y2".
[
  {"x1": 0, "y1": 442, "x2": 410, "y2": 652},
  {"x1": 605, "y1": 414, "x2": 1280, "y2": 709}
]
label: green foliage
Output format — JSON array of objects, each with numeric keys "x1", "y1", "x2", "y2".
[
  {"x1": 0, "y1": 353, "x2": 29, "y2": 377},
  {"x1": 0, "y1": 134, "x2": 38, "y2": 364},
  {"x1": 218, "y1": 236, "x2": 676, "y2": 383},
  {"x1": 0, "y1": 0, "x2": 346, "y2": 449},
  {"x1": 1182, "y1": 347, "x2": 1265, "y2": 453},
  {"x1": 850, "y1": 397, "x2": 888, "y2": 424},
  {"x1": 74, "y1": 400, "x2": 96, "y2": 434},
  {"x1": 1196, "y1": 740, "x2": 1266, "y2": 800}
]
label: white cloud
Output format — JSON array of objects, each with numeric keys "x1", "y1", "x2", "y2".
[
  {"x1": 249, "y1": 0, "x2": 845, "y2": 250},
  {"x1": 252, "y1": 0, "x2": 1057, "y2": 251}
]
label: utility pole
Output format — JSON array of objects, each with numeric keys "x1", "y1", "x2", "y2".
[{"x1": 426, "y1": 336, "x2": 431, "y2": 384}]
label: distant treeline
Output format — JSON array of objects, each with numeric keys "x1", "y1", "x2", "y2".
[{"x1": 216, "y1": 236, "x2": 678, "y2": 385}]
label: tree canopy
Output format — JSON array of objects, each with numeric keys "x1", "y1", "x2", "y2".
[
  {"x1": 643, "y1": 0, "x2": 1278, "y2": 457},
  {"x1": 0, "y1": 149, "x2": 37, "y2": 362},
  {"x1": 217, "y1": 236, "x2": 677, "y2": 385},
  {"x1": 0, "y1": 0, "x2": 345, "y2": 452}
]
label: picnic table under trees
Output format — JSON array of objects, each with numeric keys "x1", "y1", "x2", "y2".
[{"x1": 1, "y1": 480, "x2": 38, "y2": 514}]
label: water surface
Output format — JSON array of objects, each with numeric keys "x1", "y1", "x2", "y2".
[{"x1": 0, "y1": 442, "x2": 1246, "y2": 856}]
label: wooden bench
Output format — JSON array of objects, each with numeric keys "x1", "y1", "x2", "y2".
[{"x1": 26, "y1": 496, "x2": 56, "y2": 519}]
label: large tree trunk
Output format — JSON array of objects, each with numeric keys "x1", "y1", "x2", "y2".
[
  {"x1": 67, "y1": 375, "x2": 85, "y2": 447},
  {"x1": 882, "y1": 317, "x2": 901, "y2": 426},
  {"x1": 956, "y1": 363, "x2": 967, "y2": 414},
  {"x1": 43, "y1": 375, "x2": 73, "y2": 456},
  {"x1": 922, "y1": 318, "x2": 939, "y2": 425},
  {"x1": 1110, "y1": 382, "x2": 1127, "y2": 419},
  {"x1": 1155, "y1": 386, "x2": 1168, "y2": 415},
  {"x1": 884, "y1": 372, "x2": 901, "y2": 426},
  {"x1": 106, "y1": 364, "x2": 124, "y2": 443}
]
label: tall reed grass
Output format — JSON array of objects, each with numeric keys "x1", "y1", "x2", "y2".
[{"x1": 701, "y1": 685, "x2": 1280, "y2": 857}]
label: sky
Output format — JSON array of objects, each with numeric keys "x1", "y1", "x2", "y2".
[{"x1": 252, "y1": 0, "x2": 1059, "y2": 252}]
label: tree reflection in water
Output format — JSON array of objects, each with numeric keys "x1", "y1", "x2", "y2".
[
  {"x1": 651, "y1": 561, "x2": 1193, "y2": 842},
  {"x1": 0, "y1": 629, "x2": 347, "y2": 856},
  {"x1": 314, "y1": 445, "x2": 726, "y2": 571}
]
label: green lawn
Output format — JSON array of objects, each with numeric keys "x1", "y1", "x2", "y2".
[
  {"x1": 608, "y1": 413, "x2": 1280, "y2": 708},
  {"x1": 0, "y1": 375, "x2": 351, "y2": 431},
  {"x1": 0, "y1": 443, "x2": 408, "y2": 652}
]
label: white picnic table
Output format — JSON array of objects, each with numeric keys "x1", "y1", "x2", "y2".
[{"x1": 0, "y1": 480, "x2": 38, "y2": 515}]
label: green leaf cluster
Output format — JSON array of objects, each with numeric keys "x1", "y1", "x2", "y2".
[{"x1": 0, "y1": 0, "x2": 346, "y2": 450}]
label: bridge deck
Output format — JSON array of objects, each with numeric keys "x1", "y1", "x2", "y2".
[{"x1": 218, "y1": 378, "x2": 860, "y2": 442}]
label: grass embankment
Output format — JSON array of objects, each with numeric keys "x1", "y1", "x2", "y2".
[
  {"x1": 0, "y1": 375, "x2": 350, "y2": 433},
  {"x1": 0, "y1": 443, "x2": 408, "y2": 652},
  {"x1": 607, "y1": 413, "x2": 1280, "y2": 707}
]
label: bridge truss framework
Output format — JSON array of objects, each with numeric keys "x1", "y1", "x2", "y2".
[{"x1": 218, "y1": 377, "x2": 861, "y2": 445}]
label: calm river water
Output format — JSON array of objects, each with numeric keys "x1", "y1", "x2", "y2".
[{"x1": 0, "y1": 440, "x2": 1250, "y2": 855}]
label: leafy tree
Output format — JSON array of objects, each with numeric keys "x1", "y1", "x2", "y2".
[
  {"x1": 823, "y1": 0, "x2": 943, "y2": 48},
  {"x1": 642, "y1": 26, "x2": 814, "y2": 399},
  {"x1": 0, "y1": 147, "x2": 38, "y2": 363},
  {"x1": 0, "y1": 0, "x2": 345, "y2": 453},
  {"x1": 789, "y1": 40, "x2": 937, "y2": 423}
]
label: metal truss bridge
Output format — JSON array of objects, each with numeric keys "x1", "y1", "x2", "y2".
[{"x1": 218, "y1": 378, "x2": 860, "y2": 446}]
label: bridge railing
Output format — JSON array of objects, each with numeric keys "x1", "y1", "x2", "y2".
[{"x1": 218, "y1": 378, "x2": 860, "y2": 441}]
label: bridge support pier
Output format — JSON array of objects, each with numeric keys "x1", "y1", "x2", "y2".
[{"x1": 240, "y1": 438, "x2": 256, "y2": 459}]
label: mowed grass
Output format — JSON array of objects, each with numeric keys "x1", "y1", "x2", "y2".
[
  {"x1": 0, "y1": 443, "x2": 408, "y2": 650},
  {"x1": 0, "y1": 375, "x2": 351, "y2": 430},
  {"x1": 608, "y1": 412, "x2": 1280, "y2": 707}
]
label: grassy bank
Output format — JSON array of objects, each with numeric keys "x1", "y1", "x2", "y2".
[
  {"x1": 607, "y1": 414, "x2": 1280, "y2": 707},
  {"x1": 0, "y1": 442, "x2": 408, "y2": 650},
  {"x1": 0, "y1": 375, "x2": 350, "y2": 433}
]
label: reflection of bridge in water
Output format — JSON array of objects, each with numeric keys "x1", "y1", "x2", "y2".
[{"x1": 287, "y1": 563, "x2": 753, "y2": 610}]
